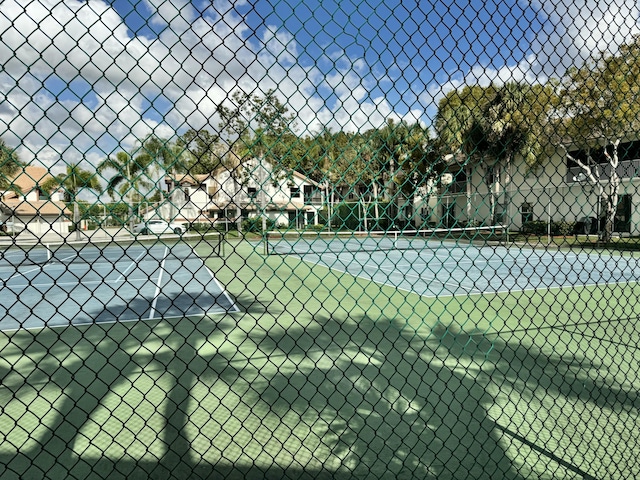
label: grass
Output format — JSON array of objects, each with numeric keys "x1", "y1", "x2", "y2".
[
  {"x1": 1, "y1": 238, "x2": 639, "y2": 479},
  {"x1": 508, "y1": 232, "x2": 640, "y2": 250}
]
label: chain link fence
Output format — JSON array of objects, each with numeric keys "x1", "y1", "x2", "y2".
[{"x1": 1, "y1": 1, "x2": 640, "y2": 479}]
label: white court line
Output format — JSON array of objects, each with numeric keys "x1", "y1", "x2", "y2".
[
  {"x1": 2, "y1": 265, "x2": 44, "y2": 283},
  {"x1": 375, "y1": 263, "x2": 483, "y2": 293},
  {"x1": 147, "y1": 246, "x2": 239, "y2": 317},
  {"x1": 196, "y1": 249, "x2": 240, "y2": 313},
  {"x1": 3, "y1": 276, "x2": 153, "y2": 290},
  {"x1": 1, "y1": 248, "x2": 149, "y2": 287},
  {"x1": 148, "y1": 247, "x2": 168, "y2": 320},
  {"x1": 114, "y1": 250, "x2": 151, "y2": 283},
  {"x1": 292, "y1": 249, "x2": 633, "y2": 299},
  {"x1": 297, "y1": 251, "x2": 482, "y2": 295}
]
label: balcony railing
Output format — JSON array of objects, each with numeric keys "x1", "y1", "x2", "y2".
[
  {"x1": 439, "y1": 181, "x2": 467, "y2": 194},
  {"x1": 304, "y1": 194, "x2": 323, "y2": 204},
  {"x1": 567, "y1": 159, "x2": 640, "y2": 183}
]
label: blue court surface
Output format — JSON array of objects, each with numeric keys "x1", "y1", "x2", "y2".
[
  {"x1": 291, "y1": 243, "x2": 640, "y2": 297},
  {"x1": 0, "y1": 240, "x2": 238, "y2": 331}
]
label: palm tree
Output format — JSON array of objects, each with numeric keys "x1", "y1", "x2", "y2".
[
  {"x1": 98, "y1": 151, "x2": 153, "y2": 199},
  {"x1": 436, "y1": 83, "x2": 552, "y2": 227},
  {"x1": 0, "y1": 139, "x2": 24, "y2": 191},
  {"x1": 135, "y1": 135, "x2": 178, "y2": 196},
  {"x1": 98, "y1": 150, "x2": 153, "y2": 230},
  {"x1": 42, "y1": 163, "x2": 102, "y2": 241}
]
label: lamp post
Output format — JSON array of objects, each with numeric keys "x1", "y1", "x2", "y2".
[{"x1": 140, "y1": 201, "x2": 148, "y2": 221}]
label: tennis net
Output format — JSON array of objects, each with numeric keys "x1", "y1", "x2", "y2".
[
  {"x1": 0, "y1": 233, "x2": 224, "y2": 266},
  {"x1": 265, "y1": 225, "x2": 504, "y2": 256}
]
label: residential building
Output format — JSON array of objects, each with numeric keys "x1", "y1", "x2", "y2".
[
  {"x1": 0, "y1": 166, "x2": 71, "y2": 236},
  {"x1": 160, "y1": 159, "x2": 324, "y2": 229},
  {"x1": 431, "y1": 141, "x2": 640, "y2": 235}
]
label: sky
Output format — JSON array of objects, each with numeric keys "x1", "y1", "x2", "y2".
[{"x1": 0, "y1": 0, "x2": 638, "y2": 172}]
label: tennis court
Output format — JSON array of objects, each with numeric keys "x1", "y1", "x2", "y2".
[
  {"x1": 256, "y1": 237, "x2": 640, "y2": 479},
  {"x1": 2, "y1": 237, "x2": 640, "y2": 479},
  {"x1": 266, "y1": 229, "x2": 640, "y2": 297},
  {"x1": 0, "y1": 235, "x2": 237, "y2": 331}
]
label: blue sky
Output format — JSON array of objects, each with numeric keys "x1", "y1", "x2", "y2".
[{"x1": 0, "y1": 0, "x2": 637, "y2": 171}]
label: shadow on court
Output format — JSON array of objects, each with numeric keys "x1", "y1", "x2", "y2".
[{"x1": 1, "y1": 292, "x2": 637, "y2": 479}]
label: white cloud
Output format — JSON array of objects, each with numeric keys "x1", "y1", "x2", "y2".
[
  {"x1": 527, "y1": 0, "x2": 640, "y2": 73},
  {"x1": 0, "y1": 1, "x2": 435, "y2": 168},
  {"x1": 1, "y1": 0, "x2": 639, "y2": 171},
  {"x1": 425, "y1": 0, "x2": 640, "y2": 116}
]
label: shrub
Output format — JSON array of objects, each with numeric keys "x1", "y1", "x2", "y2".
[
  {"x1": 522, "y1": 220, "x2": 575, "y2": 236},
  {"x1": 189, "y1": 222, "x2": 224, "y2": 233},
  {"x1": 521, "y1": 220, "x2": 547, "y2": 235},
  {"x1": 242, "y1": 216, "x2": 275, "y2": 233},
  {"x1": 552, "y1": 220, "x2": 574, "y2": 236}
]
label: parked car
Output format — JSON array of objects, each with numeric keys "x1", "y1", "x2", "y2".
[
  {"x1": 132, "y1": 220, "x2": 185, "y2": 235},
  {"x1": 0, "y1": 220, "x2": 27, "y2": 234}
]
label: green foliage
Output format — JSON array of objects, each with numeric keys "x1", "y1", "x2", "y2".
[
  {"x1": 436, "y1": 82, "x2": 555, "y2": 170},
  {"x1": 0, "y1": 138, "x2": 24, "y2": 190},
  {"x1": 331, "y1": 201, "x2": 395, "y2": 231},
  {"x1": 174, "y1": 129, "x2": 222, "y2": 174},
  {"x1": 522, "y1": 220, "x2": 575, "y2": 236},
  {"x1": 553, "y1": 220, "x2": 574, "y2": 236},
  {"x1": 522, "y1": 221, "x2": 547, "y2": 235},
  {"x1": 188, "y1": 222, "x2": 233, "y2": 233},
  {"x1": 242, "y1": 216, "x2": 275, "y2": 233}
]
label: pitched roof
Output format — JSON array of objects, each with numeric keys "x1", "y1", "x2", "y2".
[
  {"x1": 165, "y1": 173, "x2": 213, "y2": 185},
  {"x1": 6, "y1": 165, "x2": 52, "y2": 192},
  {"x1": 1, "y1": 199, "x2": 70, "y2": 216},
  {"x1": 1, "y1": 165, "x2": 69, "y2": 216}
]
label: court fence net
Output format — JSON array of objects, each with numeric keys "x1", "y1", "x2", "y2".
[
  {"x1": 264, "y1": 225, "x2": 505, "y2": 255},
  {"x1": 1, "y1": 1, "x2": 640, "y2": 479}
]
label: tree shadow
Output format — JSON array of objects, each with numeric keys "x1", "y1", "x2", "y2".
[
  {"x1": 249, "y1": 315, "x2": 524, "y2": 479},
  {"x1": 2, "y1": 293, "x2": 636, "y2": 479},
  {"x1": 429, "y1": 323, "x2": 638, "y2": 479}
]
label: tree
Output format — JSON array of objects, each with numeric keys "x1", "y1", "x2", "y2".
[
  {"x1": 436, "y1": 85, "x2": 493, "y2": 224},
  {"x1": 0, "y1": 139, "x2": 24, "y2": 191},
  {"x1": 366, "y1": 121, "x2": 440, "y2": 229},
  {"x1": 175, "y1": 129, "x2": 222, "y2": 174},
  {"x1": 217, "y1": 90, "x2": 298, "y2": 232},
  {"x1": 217, "y1": 89, "x2": 298, "y2": 171},
  {"x1": 436, "y1": 82, "x2": 554, "y2": 226},
  {"x1": 134, "y1": 135, "x2": 177, "y2": 199},
  {"x1": 42, "y1": 163, "x2": 102, "y2": 241},
  {"x1": 97, "y1": 150, "x2": 153, "y2": 229},
  {"x1": 385, "y1": 122, "x2": 440, "y2": 228},
  {"x1": 554, "y1": 36, "x2": 640, "y2": 241}
]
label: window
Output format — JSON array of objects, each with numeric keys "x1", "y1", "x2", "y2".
[
  {"x1": 521, "y1": 202, "x2": 533, "y2": 225},
  {"x1": 303, "y1": 185, "x2": 315, "y2": 203},
  {"x1": 248, "y1": 187, "x2": 257, "y2": 198},
  {"x1": 290, "y1": 186, "x2": 300, "y2": 197}
]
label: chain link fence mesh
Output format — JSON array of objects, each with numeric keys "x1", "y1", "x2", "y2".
[{"x1": 1, "y1": 1, "x2": 640, "y2": 479}]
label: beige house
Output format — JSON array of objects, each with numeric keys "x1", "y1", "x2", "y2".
[
  {"x1": 0, "y1": 166, "x2": 71, "y2": 236},
  {"x1": 158, "y1": 159, "x2": 325, "y2": 229}
]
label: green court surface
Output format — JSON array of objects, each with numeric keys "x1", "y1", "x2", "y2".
[{"x1": 1, "y1": 239, "x2": 639, "y2": 479}]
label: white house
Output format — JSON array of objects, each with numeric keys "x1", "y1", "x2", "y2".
[
  {"x1": 159, "y1": 159, "x2": 325, "y2": 229},
  {"x1": 432, "y1": 141, "x2": 640, "y2": 236},
  {"x1": 0, "y1": 166, "x2": 71, "y2": 236}
]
